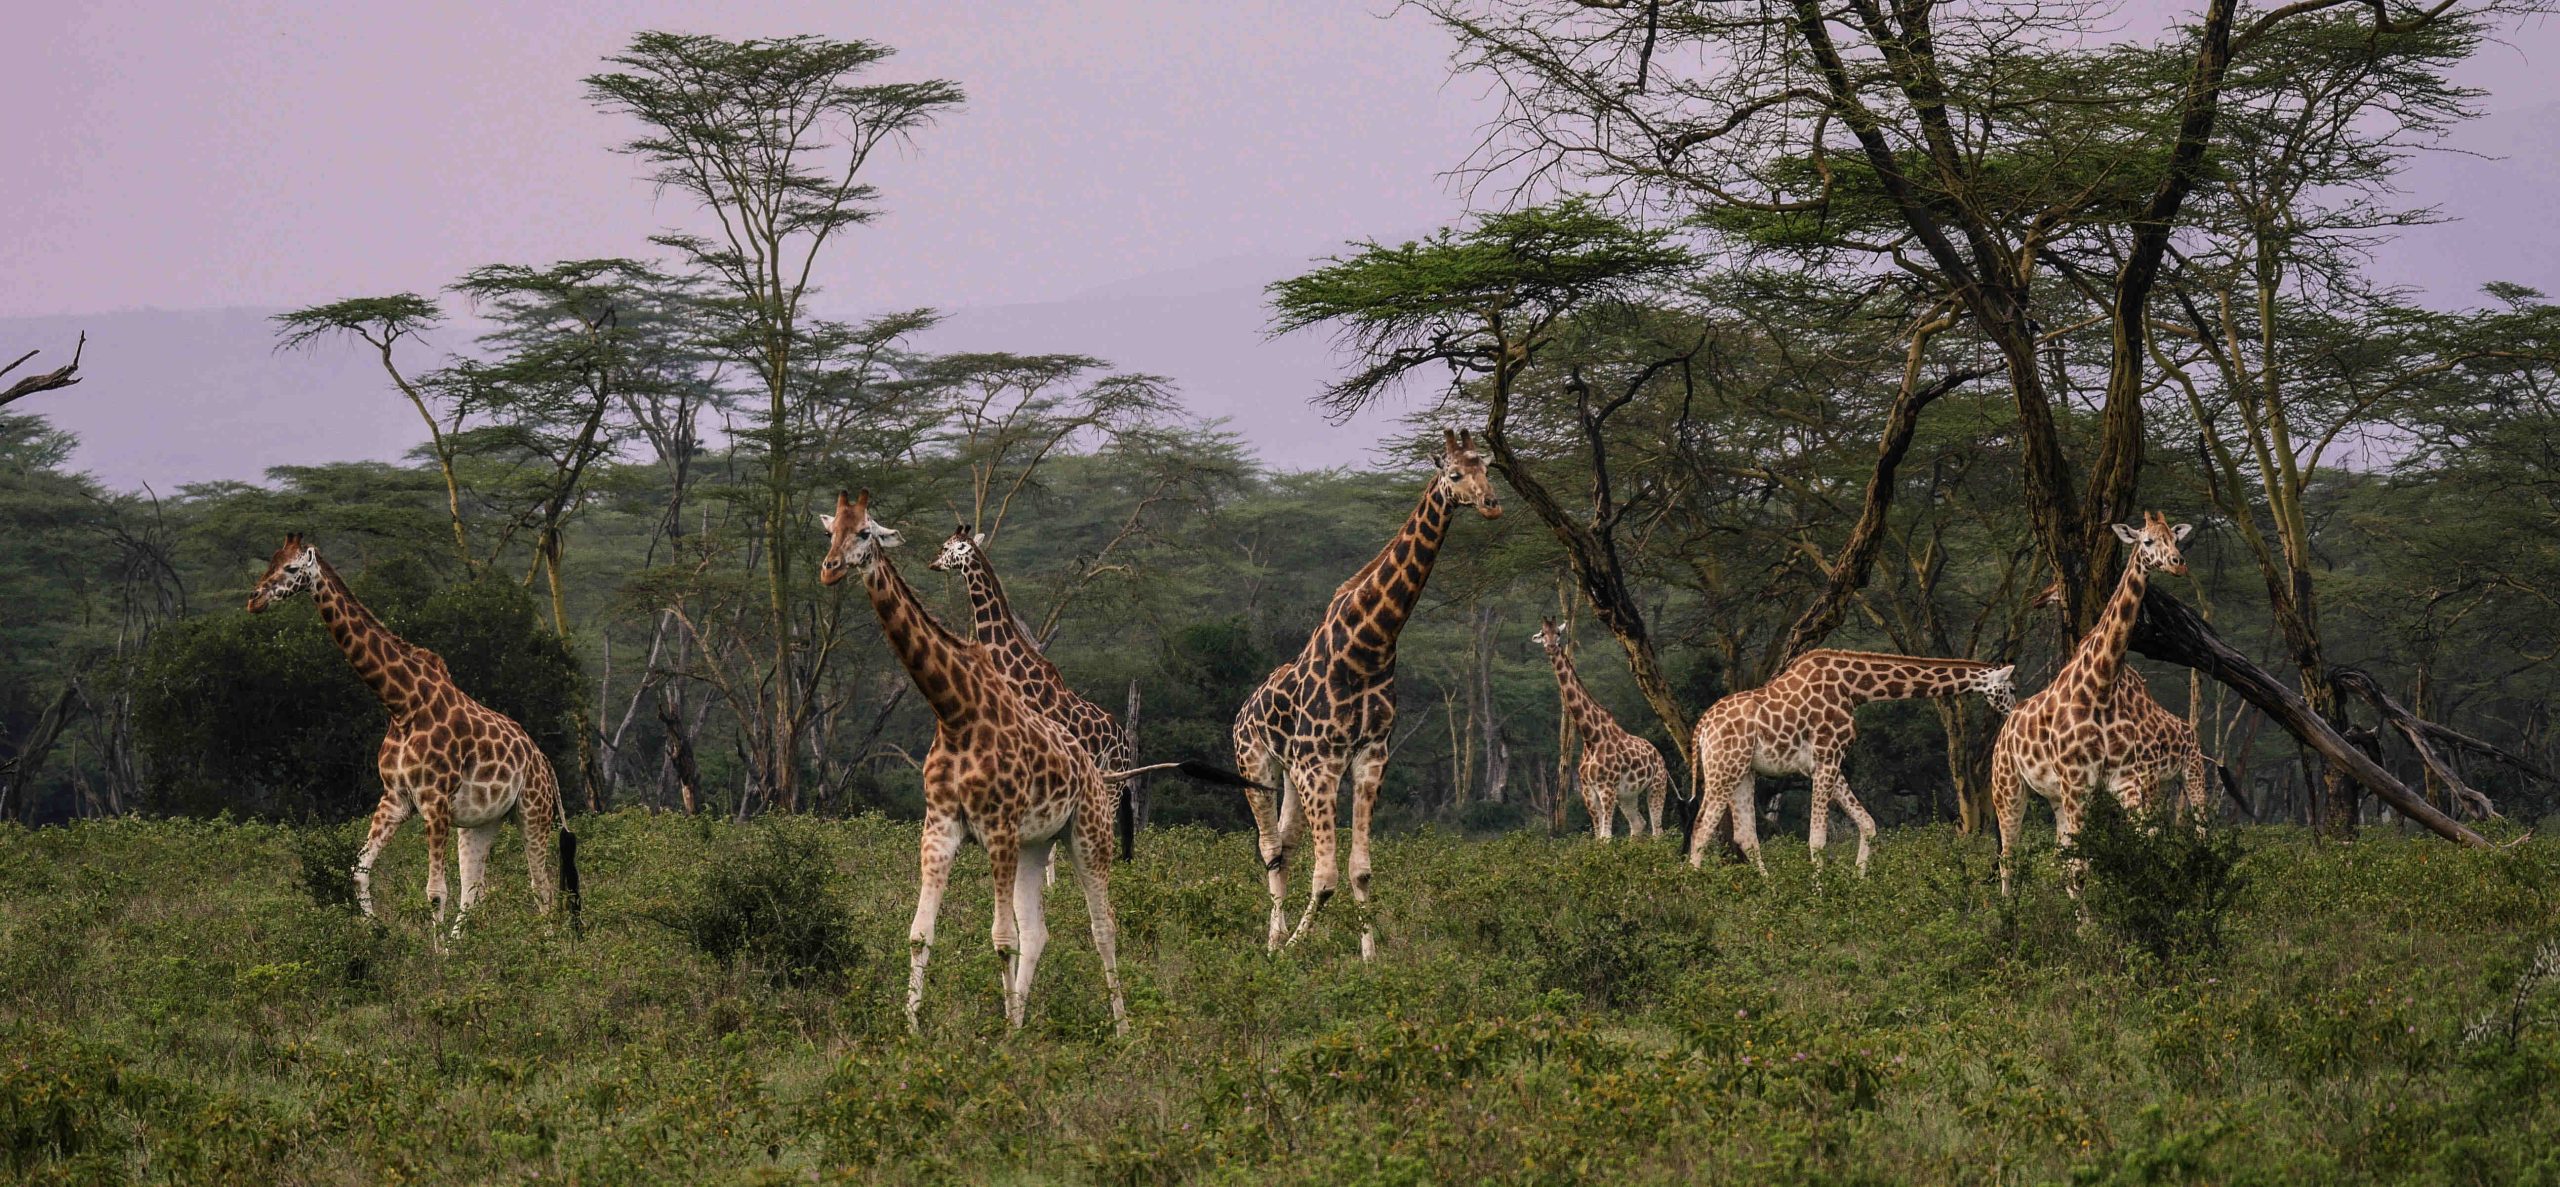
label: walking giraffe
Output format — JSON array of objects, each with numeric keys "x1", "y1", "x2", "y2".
[
  {"x1": 2033, "y1": 580, "x2": 2214, "y2": 822},
  {"x1": 930, "y1": 526, "x2": 1135, "y2": 877},
  {"x1": 1532, "y1": 618, "x2": 1671, "y2": 838},
  {"x1": 245, "y1": 534, "x2": 579, "y2": 937},
  {"x1": 1233, "y1": 429, "x2": 1502, "y2": 956},
  {"x1": 1687, "y1": 650, "x2": 2016, "y2": 875},
  {"x1": 819, "y1": 491, "x2": 1128, "y2": 1034},
  {"x1": 1990, "y1": 512, "x2": 2192, "y2": 894}
]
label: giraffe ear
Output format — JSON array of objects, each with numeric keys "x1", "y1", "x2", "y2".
[
  {"x1": 2172, "y1": 522, "x2": 2194, "y2": 542},
  {"x1": 972, "y1": 533, "x2": 986, "y2": 547},
  {"x1": 2111, "y1": 523, "x2": 2141, "y2": 544},
  {"x1": 818, "y1": 513, "x2": 837, "y2": 534}
]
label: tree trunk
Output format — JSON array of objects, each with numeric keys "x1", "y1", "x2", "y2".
[{"x1": 659, "y1": 696, "x2": 702, "y2": 816}]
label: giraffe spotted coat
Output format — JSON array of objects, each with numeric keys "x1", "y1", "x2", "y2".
[{"x1": 1532, "y1": 618, "x2": 1671, "y2": 839}]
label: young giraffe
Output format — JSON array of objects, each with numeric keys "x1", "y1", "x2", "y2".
[
  {"x1": 819, "y1": 491, "x2": 1128, "y2": 1034},
  {"x1": 929, "y1": 526, "x2": 1135, "y2": 877},
  {"x1": 1232, "y1": 429, "x2": 1502, "y2": 957},
  {"x1": 1989, "y1": 512, "x2": 2192, "y2": 894},
  {"x1": 1532, "y1": 618, "x2": 1671, "y2": 839},
  {"x1": 2033, "y1": 580, "x2": 2214, "y2": 822},
  {"x1": 245, "y1": 535, "x2": 578, "y2": 936},
  {"x1": 1686, "y1": 649, "x2": 2017, "y2": 876}
]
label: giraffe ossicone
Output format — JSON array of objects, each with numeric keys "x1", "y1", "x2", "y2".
[
  {"x1": 821, "y1": 489, "x2": 1128, "y2": 1035},
  {"x1": 246, "y1": 533, "x2": 578, "y2": 942},
  {"x1": 1231, "y1": 428, "x2": 1503, "y2": 958},
  {"x1": 1533, "y1": 618, "x2": 1672, "y2": 840}
]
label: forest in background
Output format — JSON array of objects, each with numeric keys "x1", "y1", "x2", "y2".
[{"x1": 8, "y1": 3, "x2": 2560, "y2": 844}]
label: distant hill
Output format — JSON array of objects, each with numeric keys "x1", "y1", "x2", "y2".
[{"x1": 0, "y1": 254, "x2": 1416, "y2": 493}]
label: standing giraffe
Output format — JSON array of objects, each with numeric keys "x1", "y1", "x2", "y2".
[
  {"x1": 1990, "y1": 512, "x2": 2192, "y2": 894},
  {"x1": 245, "y1": 535, "x2": 578, "y2": 936},
  {"x1": 1686, "y1": 649, "x2": 2016, "y2": 875},
  {"x1": 819, "y1": 491, "x2": 1127, "y2": 1034},
  {"x1": 2033, "y1": 581, "x2": 2214, "y2": 822},
  {"x1": 1232, "y1": 429, "x2": 1503, "y2": 956},
  {"x1": 929, "y1": 526, "x2": 1135, "y2": 872},
  {"x1": 1532, "y1": 618, "x2": 1671, "y2": 839}
]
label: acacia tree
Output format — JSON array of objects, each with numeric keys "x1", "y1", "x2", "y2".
[
  {"x1": 1271, "y1": 200, "x2": 1700, "y2": 754},
  {"x1": 586, "y1": 32, "x2": 961, "y2": 809},
  {"x1": 272, "y1": 296, "x2": 474, "y2": 566},
  {"x1": 1413, "y1": 0, "x2": 2526, "y2": 844}
]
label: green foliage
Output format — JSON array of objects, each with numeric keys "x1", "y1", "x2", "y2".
[
  {"x1": 651, "y1": 821, "x2": 866, "y2": 988},
  {"x1": 2066, "y1": 795, "x2": 2252, "y2": 965},
  {"x1": 288, "y1": 820, "x2": 363, "y2": 912},
  {"x1": 2, "y1": 816, "x2": 2557, "y2": 1183}
]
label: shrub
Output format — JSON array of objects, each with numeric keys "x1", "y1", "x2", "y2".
[
  {"x1": 288, "y1": 820, "x2": 363, "y2": 912},
  {"x1": 652, "y1": 823, "x2": 863, "y2": 987},
  {"x1": 2064, "y1": 793, "x2": 2248, "y2": 964}
]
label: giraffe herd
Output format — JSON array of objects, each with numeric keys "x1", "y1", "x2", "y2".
[{"x1": 248, "y1": 430, "x2": 2215, "y2": 1033}]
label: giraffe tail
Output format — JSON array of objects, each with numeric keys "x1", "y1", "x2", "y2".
[
  {"x1": 1118, "y1": 783, "x2": 1136, "y2": 865},
  {"x1": 1102, "y1": 760, "x2": 1277, "y2": 794},
  {"x1": 559, "y1": 828, "x2": 583, "y2": 936}
]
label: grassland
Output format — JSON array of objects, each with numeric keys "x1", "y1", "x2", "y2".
[{"x1": 4, "y1": 811, "x2": 2558, "y2": 1185}]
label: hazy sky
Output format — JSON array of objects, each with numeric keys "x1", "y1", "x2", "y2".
[
  {"x1": 3, "y1": 2, "x2": 1492, "y2": 320},
  {"x1": 8, "y1": 2, "x2": 2560, "y2": 487}
]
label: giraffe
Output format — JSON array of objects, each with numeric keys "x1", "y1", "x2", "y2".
[
  {"x1": 1232, "y1": 429, "x2": 1502, "y2": 957},
  {"x1": 929, "y1": 525, "x2": 1135, "y2": 877},
  {"x1": 1686, "y1": 648, "x2": 2016, "y2": 875},
  {"x1": 1531, "y1": 618, "x2": 1671, "y2": 839},
  {"x1": 819, "y1": 490, "x2": 1127, "y2": 1034},
  {"x1": 1989, "y1": 512, "x2": 2193, "y2": 894},
  {"x1": 245, "y1": 535, "x2": 578, "y2": 937},
  {"x1": 2033, "y1": 580, "x2": 2214, "y2": 823}
]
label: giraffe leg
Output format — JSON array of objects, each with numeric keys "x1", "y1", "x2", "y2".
[
  {"x1": 1009, "y1": 838, "x2": 1054, "y2": 1029},
  {"x1": 1282, "y1": 751, "x2": 1347, "y2": 951},
  {"x1": 450, "y1": 821, "x2": 501, "y2": 938},
  {"x1": 1346, "y1": 743, "x2": 1386, "y2": 962},
  {"x1": 1616, "y1": 774, "x2": 1642, "y2": 838},
  {"x1": 985, "y1": 830, "x2": 1024, "y2": 1029},
  {"x1": 1992, "y1": 747, "x2": 2027, "y2": 897},
  {"x1": 2056, "y1": 790, "x2": 2089, "y2": 903},
  {"x1": 518, "y1": 787, "x2": 560, "y2": 920},
  {"x1": 906, "y1": 807, "x2": 964, "y2": 1035},
  {"x1": 1814, "y1": 759, "x2": 1878, "y2": 877},
  {"x1": 1585, "y1": 758, "x2": 1612, "y2": 840},
  {"x1": 2184, "y1": 743, "x2": 2211, "y2": 827},
  {"x1": 420, "y1": 795, "x2": 454, "y2": 940},
  {"x1": 1730, "y1": 773, "x2": 1767, "y2": 876},
  {"x1": 1685, "y1": 751, "x2": 1741, "y2": 869},
  {"x1": 1237, "y1": 741, "x2": 1293, "y2": 953},
  {"x1": 1806, "y1": 765, "x2": 1835, "y2": 873},
  {"x1": 352, "y1": 789, "x2": 414, "y2": 921},
  {"x1": 1645, "y1": 765, "x2": 1667, "y2": 838},
  {"x1": 1067, "y1": 792, "x2": 1129, "y2": 1034}
]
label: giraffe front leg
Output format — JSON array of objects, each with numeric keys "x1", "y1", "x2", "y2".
[
  {"x1": 907, "y1": 808, "x2": 964, "y2": 1035},
  {"x1": 1235, "y1": 738, "x2": 1292, "y2": 953},
  {"x1": 1282, "y1": 752, "x2": 1347, "y2": 952},
  {"x1": 1008, "y1": 838, "x2": 1054, "y2": 1029},
  {"x1": 1991, "y1": 748, "x2": 2028, "y2": 897},
  {"x1": 1686, "y1": 754, "x2": 1742, "y2": 869},
  {"x1": 1730, "y1": 773, "x2": 1767, "y2": 876},
  {"x1": 352, "y1": 790, "x2": 414, "y2": 921},
  {"x1": 1616, "y1": 774, "x2": 1643, "y2": 838},
  {"x1": 1067, "y1": 804, "x2": 1130, "y2": 1035},
  {"x1": 420, "y1": 796, "x2": 454, "y2": 945},
  {"x1": 1262, "y1": 757, "x2": 1306, "y2": 954},
  {"x1": 1822, "y1": 765, "x2": 1880, "y2": 878},
  {"x1": 451, "y1": 821, "x2": 501, "y2": 939},
  {"x1": 1646, "y1": 765, "x2": 1667, "y2": 838},
  {"x1": 986, "y1": 832, "x2": 1024, "y2": 1029},
  {"x1": 1346, "y1": 744, "x2": 1386, "y2": 962},
  {"x1": 1806, "y1": 764, "x2": 1836, "y2": 875}
]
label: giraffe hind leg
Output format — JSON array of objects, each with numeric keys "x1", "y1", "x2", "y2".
[
  {"x1": 1067, "y1": 803, "x2": 1130, "y2": 1035},
  {"x1": 1346, "y1": 743, "x2": 1386, "y2": 962},
  {"x1": 906, "y1": 807, "x2": 965, "y2": 1034},
  {"x1": 1008, "y1": 839, "x2": 1054, "y2": 1029},
  {"x1": 352, "y1": 789, "x2": 415, "y2": 921},
  {"x1": 1282, "y1": 752, "x2": 1348, "y2": 952}
]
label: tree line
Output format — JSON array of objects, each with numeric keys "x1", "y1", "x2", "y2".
[{"x1": 8, "y1": 3, "x2": 2560, "y2": 840}]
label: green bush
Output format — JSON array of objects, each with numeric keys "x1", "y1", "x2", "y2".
[
  {"x1": 652, "y1": 821, "x2": 865, "y2": 987},
  {"x1": 288, "y1": 820, "x2": 363, "y2": 912},
  {"x1": 2065, "y1": 793, "x2": 2249, "y2": 964}
]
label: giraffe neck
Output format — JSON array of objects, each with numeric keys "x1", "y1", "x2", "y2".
[
  {"x1": 1813, "y1": 652, "x2": 2000, "y2": 707},
  {"x1": 862, "y1": 553, "x2": 991, "y2": 725},
  {"x1": 1321, "y1": 478, "x2": 1457, "y2": 652},
  {"x1": 960, "y1": 550, "x2": 1044, "y2": 668},
  {"x1": 2059, "y1": 559, "x2": 2148, "y2": 705},
  {"x1": 308, "y1": 560, "x2": 442, "y2": 717},
  {"x1": 1546, "y1": 647, "x2": 1619, "y2": 739}
]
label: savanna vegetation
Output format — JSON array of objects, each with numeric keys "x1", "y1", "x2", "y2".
[{"x1": 10, "y1": 0, "x2": 2560, "y2": 1179}]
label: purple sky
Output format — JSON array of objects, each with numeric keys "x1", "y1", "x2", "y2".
[{"x1": 7, "y1": 3, "x2": 2560, "y2": 487}]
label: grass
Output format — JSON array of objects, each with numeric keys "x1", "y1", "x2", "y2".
[{"x1": 3, "y1": 811, "x2": 2558, "y2": 1184}]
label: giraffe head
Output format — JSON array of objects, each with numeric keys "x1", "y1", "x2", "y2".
[
  {"x1": 245, "y1": 533, "x2": 322, "y2": 613},
  {"x1": 2110, "y1": 511, "x2": 2193, "y2": 577},
  {"x1": 1436, "y1": 429, "x2": 1503, "y2": 519},
  {"x1": 1975, "y1": 664, "x2": 2019, "y2": 713},
  {"x1": 818, "y1": 490, "x2": 904, "y2": 586},
  {"x1": 1530, "y1": 617, "x2": 1568, "y2": 656},
  {"x1": 926, "y1": 523, "x2": 986, "y2": 574}
]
